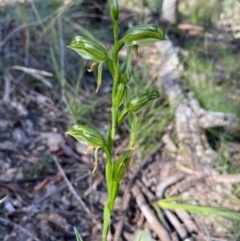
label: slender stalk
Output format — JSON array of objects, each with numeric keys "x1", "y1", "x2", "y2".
[
  {"x1": 102, "y1": 18, "x2": 121, "y2": 241},
  {"x1": 111, "y1": 21, "x2": 120, "y2": 144}
]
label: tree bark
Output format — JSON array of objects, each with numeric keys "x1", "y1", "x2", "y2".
[{"x1": 161, "y1": 0, "x2": 178, "y2": 24}]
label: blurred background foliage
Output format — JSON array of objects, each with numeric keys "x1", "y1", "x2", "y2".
[{"x1": 1, "y1": 0, "x2": 240, "y2": 239}]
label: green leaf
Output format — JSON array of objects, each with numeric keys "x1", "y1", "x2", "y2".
[
  {"x1": 158, "y1": 197, "x2": 240, "y2": 221},
  {"x1": 118, "y1": 108, "x2": 128, "y2": 127},
  {"x1": 122, "y1": 85, "x2": 131, "y2": 106},
  {"x1": 96, "y1": 62, "x2": 103, "y2": 93},
  {"x1": 128, "y1": 112, "x2": 137, "y2": 132},
  {"x1": 108, "y1": 181, "x2": 119, "y2": 211},
  {"x1": 120, "y1": 47, "x2": 132, "y2": 84},
  {"x1": 68, "y1": 36, "x2": 108, "y2": 63},
  {"x1": 125, "y1": 45, "x2": 133, "y2": 75},
  {"x1": 115, "y1": 39, "x2": 125, "y2": 54},
  {"x1": 74, "y1": 227, "x2": 83, "y2": 241},
  {"x1": 105, "y1": 158, "x2": 114, "y2": 199},
  {"x1": 122, "y1": 24, "x2": 166, "y2": 46}
]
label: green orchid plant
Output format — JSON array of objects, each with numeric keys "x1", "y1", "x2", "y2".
[{"x1": 66, "y1": 1, "x2": 166, "y2": 240}]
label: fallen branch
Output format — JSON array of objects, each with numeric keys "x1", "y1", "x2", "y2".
[
  {"x1": 156, "y1": 40, "x2": 236, "y2": 169},
  {"x1": 179, "y1": 165, "x2": 240, "y2": 183}
]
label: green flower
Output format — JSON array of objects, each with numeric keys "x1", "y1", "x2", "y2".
[
  {"x1": 66, "y1": 125, "x2": 106, "y2": 148},
  {"x1": 118, "y1": 90, "x2": 160, "y2": 124},
  {"x1": 126, "y1": 90, "x2": 159, "y2": 112},
  {"x1": 113, "y1": 150, "x2": 133, "y2": 182},
  {"x1": 68, "y1": 36, "x2": 108, "y2": 63},
  {"x1": 122, "y1": 24, "x2": 166, "y2": 46},
  {"x1": 114, "y1": 83, "x2": 126, "y2": 107}
]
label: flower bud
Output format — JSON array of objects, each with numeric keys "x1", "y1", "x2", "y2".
[
  {"x1": 114, "y1": 83, "x2": 125, "y2": 107},
  {"x1": 66, "y1": 125, "x2": 106, "y2": 148},
  {"x1": 113, "y1": 150, "x2": 133, "y2": 182},
  {"x1": 68, "y1": 36, "x2": 108, "y2": 63},
  {"x1": 122, "y1": 24, "x2": 166, "y2": 46},
  {"x1": 120, "y1": 72, "x2": 130, "y2": 84},
  {"x1": 109, "y1": 0, "x2": 119, "y2": 21},
  {"x1": 120, "y1": 61, "x2": 131, "y2": 84}
]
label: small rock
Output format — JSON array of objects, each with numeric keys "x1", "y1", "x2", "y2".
[
  {"x1": 4, "y1": 200, "x2": 15, "y2": 213},
  {"x1": 13, "y1": 128, "x2": 26, "y2": 144},
  {"x1": 41, "y1": 133, "x2": 65, "y2": 152}
]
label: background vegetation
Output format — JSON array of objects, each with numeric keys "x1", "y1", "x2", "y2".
[{"x1": 0, "y1": 0, "x2": 240, "y2": 240}]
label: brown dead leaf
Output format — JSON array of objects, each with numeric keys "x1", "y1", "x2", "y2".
[
  {"x1": 36, "y1": 212, "x2": 69, "y2": 234},
  {"x1": 34, "y1": 173, "x2": 62, "y2": 192}
]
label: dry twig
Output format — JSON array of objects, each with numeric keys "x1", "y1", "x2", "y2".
[
  {"x1": 156, "y1": 172, "x2": 186, "y2": 199},
  {"x1": 0, "y1": 196, "x2": 8, "y2": 204},
  {"x1": 164, "y1": 210, "x2": 188, "y2": 240},
  {"x1": 52, "y1": 155, "x2": 102, "y2": 230},
  {"x1": 1, "y1": 76, "x2": 11, "y2": 103},
  {"x1": 52, "y1": 155, "x2": 90, "y2": 213},
  {"x1": 131, "y1": 185, "x2": 171, "y2": 241}
]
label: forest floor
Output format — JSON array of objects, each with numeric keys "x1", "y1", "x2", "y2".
[{"x1": 1, "y1": 1, "x2": 240, "y2": 241}]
